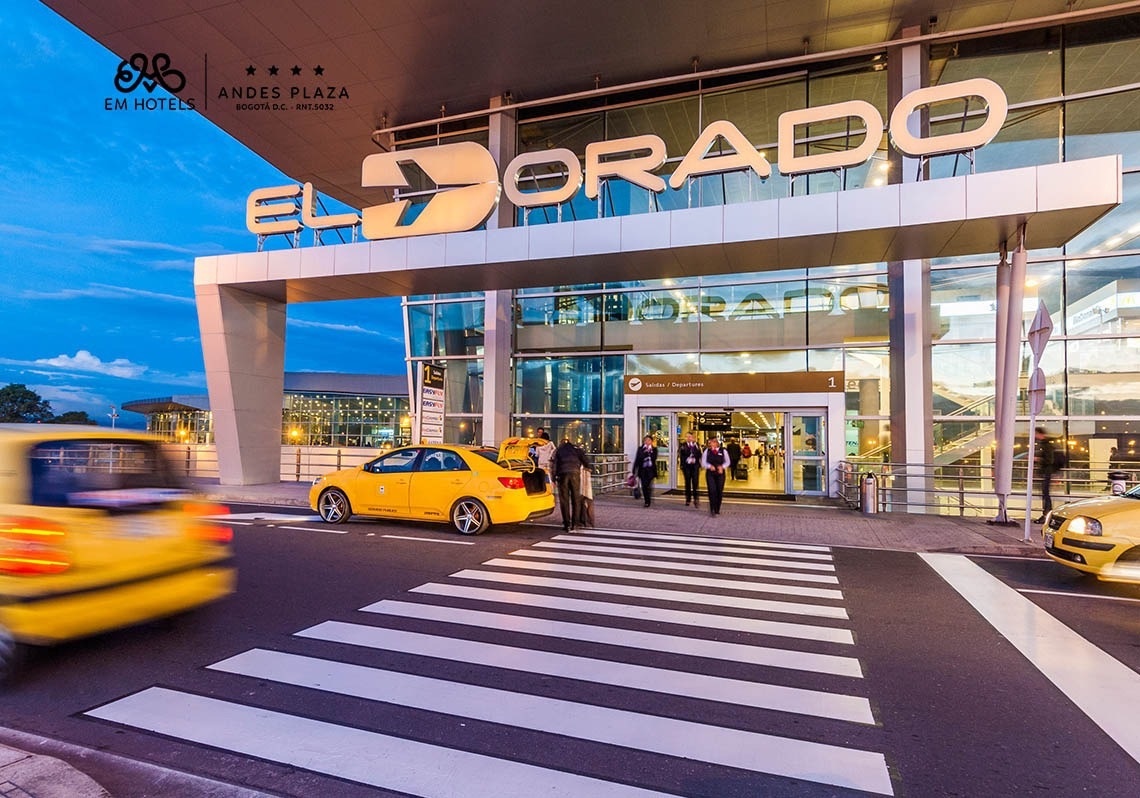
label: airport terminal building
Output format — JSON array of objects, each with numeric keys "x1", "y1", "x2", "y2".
[{"x1": 52, "y1": 2, "x2": 1140, "y2": 509}]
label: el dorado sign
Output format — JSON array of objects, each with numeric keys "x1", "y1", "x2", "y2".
[{"x1": 248, "y1": 78, "x2": 1007, "y2": 241}]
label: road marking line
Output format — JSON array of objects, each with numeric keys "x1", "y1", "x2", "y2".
[
  {"x1": 570, "y1": 528, "x2": 831, "y2": 552},
  {"x1": 276, "y1": 525, "x2": 350, "y2": 534},
  {"x1": 922, "y1": 553, "x2": 1140, "y2": 766},
  {"x1": 536, "y1": 541, "x2": 837, "y2": 571},
  {"x1": 1018, "y1": 588, "x2": 1140, "y2": 604},
  {"x1": 365, "y1": 600, "x2": 863, "y2": 677},
  {"x1": 381, "y1": 534, "x2": 476, "y2": 545},
  {"x1": 86, "y1": 687, "x2": 662, "y2": 798},
  {"x1": 299, "y1": 622, "x2": 875, "y2": 724},
  {"x1": 556, "y1": 534, "x2": 834, "y2": 561},
  {"x1": 210, "y1": 649, "x2": 890, "y2": 795},
  {"x1": 209, "y1": 513, "x2": 321, "y2": 522},
  {"x1": 482, "y1": 557, "x2": 845, "y2": 600},
  {"x1": 449, "y1": 569, "x2": 849, "y2": 620},
  {"x1": 508, "y1": 548, "x2": 840, "y2": 583},
  {"x1": 405, "y1": 584, "x2": 854, "y2": 644}
]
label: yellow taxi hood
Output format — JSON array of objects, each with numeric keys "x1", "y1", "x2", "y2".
[{"x1": 1056, "y1": 494, "x2": 1140, "y2": 518}]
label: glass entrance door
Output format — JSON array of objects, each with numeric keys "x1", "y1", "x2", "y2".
[
  {"x1": 789, "y1": 413, "x2": 827, "y2": 494},
  {"x1": 638, "y1": 412, "x2": 672, "y2": 490}
]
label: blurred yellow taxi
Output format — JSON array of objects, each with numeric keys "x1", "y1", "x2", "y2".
[
  {"x1": 310, "y1": 438, "x2": 554, "y2": 534},
  {"x1": 1044, "y1": 488, "x2": 1140, "y2": 583},
  {"x1": 0, "y1": 425, "x2": 234, "y2": 682}
]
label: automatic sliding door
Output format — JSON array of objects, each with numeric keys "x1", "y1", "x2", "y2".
[{"x1": 790, "y1": 413, "x2": 827, "y2": 494}]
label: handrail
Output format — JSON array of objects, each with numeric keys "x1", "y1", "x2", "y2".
[{"x1": 838, "y1": 459, "x2": 1131, "y2": 517}]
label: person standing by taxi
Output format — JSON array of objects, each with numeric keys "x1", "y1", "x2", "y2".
[{"x1": 553, "y1": 436, "x2": 591, "y2": 531}]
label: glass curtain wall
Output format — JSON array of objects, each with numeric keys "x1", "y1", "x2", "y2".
[
  {"x1": 924, "y1": 16, "x2": 1140, "y2": 487},
  {"x1": 403, "y1": 15, "x2": 1140, "y2": 472}
]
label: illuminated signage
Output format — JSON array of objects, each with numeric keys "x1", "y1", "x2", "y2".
[{"x1": 248, "y1": 78, "x2": 1007, "y2": 240}]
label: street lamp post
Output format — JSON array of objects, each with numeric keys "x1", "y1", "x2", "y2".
[{"x1": 108, "y1": 405, "x2": 119, "y2": 428}]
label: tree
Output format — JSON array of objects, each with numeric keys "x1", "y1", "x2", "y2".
[
  {"x1": 52, "y1": 410, "x2": 98, "y2": 425},
  {"x1": 0, "y1": 383, "x2": 54, "y2": 423}
]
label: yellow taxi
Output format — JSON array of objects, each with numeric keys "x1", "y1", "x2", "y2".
[
  {"x1": 1043, "y1": 488, "x2": 1140, "y2": 583},
  {"x1": 309, "y1": 438, "x2": 554, "y2": 534},
  {"x1": 0, "y1": 425, "x2": 235, "y2": 682}
]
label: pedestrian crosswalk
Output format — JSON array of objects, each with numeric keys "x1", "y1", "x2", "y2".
[{"x1": 85, "y1": 528, "x2": 894, "y2": 796}]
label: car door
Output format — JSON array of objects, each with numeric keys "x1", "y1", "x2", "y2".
[
  {"x1": 409, "y1": 448, "x2": 475, "y2": 520},
  {"x1": 353, "y1": 448, "x2": 420, "y2": 517}
]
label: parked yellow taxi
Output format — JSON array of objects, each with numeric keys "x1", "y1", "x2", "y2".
[
  {"x1": 0, "y1": 425, "x2": 235, "y2": 682},
  {"x1": 310, "y1": 438, "x2": 554, "y2": 534},
  {"x1": 1043, "y1": 488, "x2": 1140, "y2": 583}
]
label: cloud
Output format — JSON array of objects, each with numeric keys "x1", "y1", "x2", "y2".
[
  {"x1": 19, "y1": 283, "x2": 194, "y2": 305},
  {"x1": 84, "y1": 238, "x2": 199, "y2": 256},
  {"x1": 287, "y1": 318, "x2": 401, "y2": 340},
  {"x1": 34, "y1": 350, "x2": 148, "y2": 379},
  {"x1": 30, "y1": 383, "x2": 111, "y2": 409}
]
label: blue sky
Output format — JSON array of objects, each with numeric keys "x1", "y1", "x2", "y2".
[{"x1": 0, "y1": 1, "x2": 405, "y2": 426}]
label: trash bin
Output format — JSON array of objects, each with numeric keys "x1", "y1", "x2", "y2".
[
  {"x1": 1109, "y1": 470, "x2": 1128, "y2": 496},
  {"x1": 860, "y1": 472, "x2": 878, "y2": 515}
]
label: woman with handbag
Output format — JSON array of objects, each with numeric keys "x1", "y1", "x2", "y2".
[{"x1": 631, "y1": 435, "x2": 659, "y2": 507}]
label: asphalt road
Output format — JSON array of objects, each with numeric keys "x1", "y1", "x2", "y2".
[{"x1": 2, "y1": 505, "x2": 1138, "y2": 797}]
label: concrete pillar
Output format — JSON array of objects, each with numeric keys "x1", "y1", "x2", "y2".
[
  {"x1": 482, "y1": 94, "x2": 517, "y2": 444},
  {"x1": 195, "y1": 281, "x2": 286, "y2": 485},
  {"x1": 887, "y1": 26, "x2": 934, "y2": 511}
]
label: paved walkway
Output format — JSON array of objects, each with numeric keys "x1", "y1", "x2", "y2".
[{"x1": 6, "y1": 480, "x2": 1043, "y2": 797}]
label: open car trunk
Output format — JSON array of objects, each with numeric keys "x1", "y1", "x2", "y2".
[{"x1": 497, "y1": 437, "x2": 553, "y2": 497}]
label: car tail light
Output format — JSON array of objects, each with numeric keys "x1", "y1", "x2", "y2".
[
  {"x1": 497, "y1": 476, "x2": 526, "y2": 490},
  {"x1": 184, "y1": 502, "x2": 234, "y2": 544},
  {"x1": 0, "y1": 517, "x2": 70, "y2": 575}
]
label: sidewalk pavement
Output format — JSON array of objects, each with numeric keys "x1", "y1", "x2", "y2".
[
  {"x1": 196, "y1": 478, "x2": 1046, "y2": 557},
  {"x1": 8, "y1": 479, "x2": 1044, "y2": 798}
]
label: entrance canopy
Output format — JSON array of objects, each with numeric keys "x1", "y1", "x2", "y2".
[{"x1": 195, "y1": 156, "x2": 1121, "y2": 302}]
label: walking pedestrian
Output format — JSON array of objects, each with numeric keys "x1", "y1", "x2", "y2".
[
  {"x1": 678, "y1": 431, "x2": 702, "y2": 507},
  {"x1": 1034, "y1": 427, "x2": 1063, "y2": 523},
  {"x1": 552, "y1": 437, "x2": 591, "y2": 531},
  {"x1": 632, "y1": 435, "x2": 659, "y2": 507},
  {"x1": 702, "y1": 437, "x2": 727, "y2": 516}
]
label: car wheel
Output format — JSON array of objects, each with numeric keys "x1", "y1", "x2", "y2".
[
  {"x1": 318, "y1": 489, "x2": 352, "y2": 524},
  {"x1": 0, "y1": 626, "x2": 24, "y2": 687},
  {"x1": 451, "y1": 498, "x2": 489, "y2": 535}
]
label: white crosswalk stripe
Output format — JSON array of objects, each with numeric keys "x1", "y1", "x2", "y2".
[
  {"x1": 363, "y1": 599, "x2": 864, "y2": 676},
  {"x1": 85, "y1": 529, "x2": 893, "y2": 796},
  {"x1": 479, "y1": 556, "x2": 846, "y2": 599},
  {"x1": 447, "y1": 568, "x2": 849, "y2": 618},
  {"x1": 507, "y1": 546, "x2": 841, "y2": 583},
  {"x1": 407, "y1": 582, "x2": 856, "y2": 643},
  {"x1": 535, "y1": 539, "x2": 838, "y2": 570}
]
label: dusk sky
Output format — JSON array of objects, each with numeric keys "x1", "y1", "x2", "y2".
[{"x1": 0, "y1": 1, "x2": 405, "y2": 426}]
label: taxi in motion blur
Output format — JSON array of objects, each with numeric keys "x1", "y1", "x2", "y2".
[{"x1": 0, "y1": 425, "x2": 234, "y2": 683}]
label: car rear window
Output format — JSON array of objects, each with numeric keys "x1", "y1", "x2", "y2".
[
  {"x1": 473, "y1": 448, "x2": 499, "y2": 464},
  {"x1": 29, "y1": 439, "x2": 182, "y2": 507}
]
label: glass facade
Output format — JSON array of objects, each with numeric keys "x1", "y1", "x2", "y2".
[{"x1": 398, "y1": 14, "x2": 1140, "y2": 488}]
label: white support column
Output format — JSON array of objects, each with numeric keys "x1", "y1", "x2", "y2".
[
  {"x1": 482, "y1": 94, "x2": 516, "y2": 445},
  {"x1": 887, "y1": 26, "x2": 934, "y2": 512},
  {"x1": 994, "y1": 228, "x2": 1028, "y2": 522},
  {"x1": 195, "y1": 282, "x2": 286, "y2": 485}
]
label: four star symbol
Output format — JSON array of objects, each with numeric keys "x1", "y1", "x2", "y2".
[{"x1": 244, "y1": 64, "x2": 330, "y2": 79}]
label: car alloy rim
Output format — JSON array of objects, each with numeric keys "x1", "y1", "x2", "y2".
[
  {"x1": 321, "y1": 491, "x2": 346, "y2": 522},
  {"x1": 454, "y1": 500, "x2": 484, "y2": 534}
]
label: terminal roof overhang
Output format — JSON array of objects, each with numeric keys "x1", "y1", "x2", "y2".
[
  {"x1": 42, "y1": 0, "x2": 1131, "y2": 213},
  {"x1": 194, "y1": 157, "x2": 1121, "y2": 303}
]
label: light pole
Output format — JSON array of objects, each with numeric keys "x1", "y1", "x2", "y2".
[{"x1": 108, "y1": 405, "x2": 119, "y2": 428}]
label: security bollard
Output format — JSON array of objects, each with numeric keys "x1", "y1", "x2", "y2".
[{"x1": 860, "y1": 472, "x2": 879, "y2": 515}]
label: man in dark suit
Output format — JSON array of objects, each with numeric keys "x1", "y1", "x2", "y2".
[{"x1": 552, "y1": 437, "x2": 591, "y2": 531}]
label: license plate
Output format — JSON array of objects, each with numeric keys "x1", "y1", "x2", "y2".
[
  {"x1": 1044, "y1": 531, "x2": 1054, "y2": 549},
  {"x1": 118, "y1": 516, "x2": 169, "y2": 539}
]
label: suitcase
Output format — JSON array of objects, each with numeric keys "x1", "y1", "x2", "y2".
[{"x1": 577, "y1": 495, "x2": 595, "y2": 528}]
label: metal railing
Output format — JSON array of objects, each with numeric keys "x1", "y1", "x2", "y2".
[
  {"x1": 161, "y1": 444, "x2": 633, "y2": 494},
  {"x1": 838, "y1": 459, "x2": 1133, "y2": 517}
]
